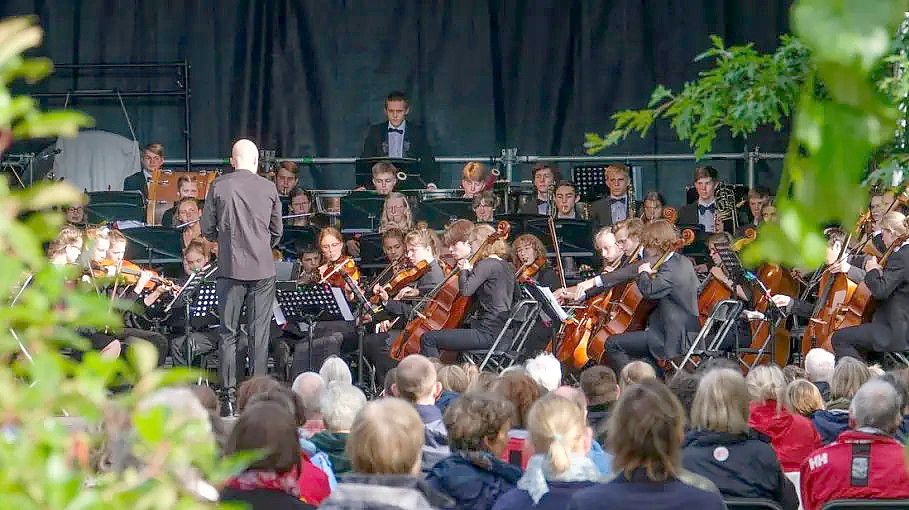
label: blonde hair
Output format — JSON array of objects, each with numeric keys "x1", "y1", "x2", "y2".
[
  {"x1": 462, "y1": 161, "x2": 488, "y2": 182},
  {"x1": 831, "y1": 357, "x2": 872, "y2": 401},
  {"x1": 347, "y1": 398, "x2": 424, "y2": 475},
  {"x1": 620, "y1": 361, "x2": 656, "y2": 389},
  {"x1": 512, "y1": 234, "x2": 547, "y2": 269},
  {"x1": 404, "y1": 228, "x2": 435, "y2": 256},
  {"x1": 640, "y1": 219, "x2": 678, "y2": 252},
  {"x1": 527, "y1": 394, "x2": 588, "y2": 474},
  {"x1": 879, "y1": 211, "x2": 908, "y2": 237},
  {"x1": 690, "y1": 368, "x2": 749, "y2": 434},
  {"x1": 394, "y1": 354, "x2": 437, "y2": 402},
  {"x1": 470, "y1": 224, "x2": 509, "y2": 260},
  {"x1": 379, "y1": 192, "x2": 413, "y2": 233},
  {"x1": 782, "y1": 379, "x2": 825, "y2": 417},
  {"x1": 437, "y1": 365, "x2": 469, "y2": 393},
  {"x1": 48, "y1": 225, "x2": 83, "y2": 258},
  {"x1": 745, "y1": 365, "x2": 786, "y2": 402}
]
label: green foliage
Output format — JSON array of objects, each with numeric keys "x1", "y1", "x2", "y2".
[{"x1": 0, "y1": 16, "x2": 248, "y2": 508}]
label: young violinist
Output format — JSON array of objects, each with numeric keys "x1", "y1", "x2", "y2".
[
  {"x1": 603, "y1": 219, "x2": 700, "y2": 374},
  {"x1": 366, "y1": 228, "x2": 447, "y2": 381},
  {"x1": 829, "y1": 212, "x2": 909, "y2": 361},
  {"x1": 512, "y1": 233, "x2": 561, "y2": 355},
  {"x1": 306, "y1": 226, "x2": 363, "y2": 356},
  {"x1": 420, "y1": 223, "x2": 515, "y2": 359}
]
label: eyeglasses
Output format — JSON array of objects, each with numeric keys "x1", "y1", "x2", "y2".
[{"x1": 321, "y1": 242, "x2": 342, "y2": 250}]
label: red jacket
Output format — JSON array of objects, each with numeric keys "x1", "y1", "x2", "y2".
[
  {"x1": 800, "y1": 430, "x2": 909, "y2": 510},
  {"x1": 297, "y1": 454, "x2": 330, "y2": 505},
  {"x1": 748, "y1": 400, "x2": 822, "y2": 471}
]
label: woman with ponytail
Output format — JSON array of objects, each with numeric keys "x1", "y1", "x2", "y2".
[{"x1": 492, "y1": 395, "x2": 602, "y2": 510}]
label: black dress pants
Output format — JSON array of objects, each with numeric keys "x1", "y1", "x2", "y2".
[
  {"x1": 604, "y1": 329, "x2": 663, "y2": 375},
  {"x1": 217, "y1": 276, "x2": 276, "y2": 393},
  {"x1": 831, "y1": 322, "x2": 892, "y2": 362},
  {"x1": 421, "y1": 328, "x2": 494, "y2": 359}
]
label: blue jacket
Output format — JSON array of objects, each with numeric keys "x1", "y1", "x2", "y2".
[
  {"x1": 427, "y1": 451, "x2": 523, "y2": 510},
  {"x1": 415, "y1": 404, "x2": 451, "y2": 473},
  {"x1": 682, "y1": 429, "x2": 799, "y2": 510},
  {"x1": 810, "y1": 409, "x2": 850, "y2": 444},
  {"x1": 492, "y1": 481, "x2": 598, "y2": 510},
  {"x1": 567, "y1": 468, "x2": 726, "y2": 510},
  {"x1": 436, "y1": 391, "x2": 460, "y2": 414}
]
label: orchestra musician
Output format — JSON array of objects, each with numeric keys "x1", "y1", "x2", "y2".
[
  {"x1": 678, "y1": 165, "x2": 722, "y2": 233},
  {"x1": 589, "y1": 163, "x2": 634, "y2": 229},
  {"x1": 201, "y1": 138, "x2": 283, "y2": 415},
  {"x1": 175, "y1": 197, "x2": 209, "y2": 251},
  {"x1": 287, "y1": 188, "x2": 314, "y2": 227},
  {"x1": 123, "y1": 142, "x2": 164, "y2": 198},
  {"x1": 868, "y1": 188, "x2": 898, "y2": 254},
  {"x1": 460, "y1": 162, "x2": 489, "y2": 200},
  {"x1": 360, "y1": 91, "x2": 439, "y2": 188},
  {"x1": 761, "y1": 204, "x2": 778, "y2": 223},
  {"x1": 603, "y1": 219, "x2": 700, "y2": 374},
  {"x1": 472, "y1": 191, "x2": 497, "y2": 224},
  {"x1": 64, "y1": 194, "x2": 88, "y2": 228},
  {"x1": 512, "y1": 233, "x2": 561, "y2": 355},
  {"x1": 519, "y1": 162, "x2": 560, "y2": 215},
  {"x1": 420, "y1": 223, "x2": 514, "y2": 358},
  {"x1": 365, "y1": 229, "x2": 446, "y2": 382},
  {"x1": 161, "y1": 175, "x2": 200, "y2": 227},
  {"x1": 830, "y1": 213, "x2": 909, "y2": 362},
  {"x1": 736, "y1": 187, "x2": 770, "y2": 236},
  {"x1": 370, "y1": 162, "x2": 399, "y2": 195},
  {"x1": 379, "y1": 192, "x2": 414, "y2": 233},
  {"x1": 702, "y1": 232, "x2": 752, "y2": 351},
  {"x1": 295, "y1": 244, "x2": 322, "y2": 285},
  {"x1": 556, "y1": 218, "x2": 641, "y2": 303},
  {"x1": 553, "y1": 181, "x2": 585, "y2": 220},
  {"x1": 641, "y1": 191, "x2": 666, "y2": 223},
  {"x1": 275, "y1": 161, "x2": 300, "y2": 197}
]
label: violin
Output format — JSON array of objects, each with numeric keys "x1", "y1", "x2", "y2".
[
  {"x1": 515, "y1": 256, "x2": 546, "y2": 283},
  {"x1": 89, "y1": 259, "x2": 177, "y2": 291},
  {"x1": 317, "y1": 256, "x2": 361, "y2": 289},
  {"x1": 371, "y1": 260, "x2": 431, "y2": 305}
]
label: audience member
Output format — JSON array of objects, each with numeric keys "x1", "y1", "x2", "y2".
[
  {"x1": 619, "y1": 360, "x2": 656, "y2": 388},
  {"x1": 569, "y1": 380, "x2": 726, "y2": 510},
  {"x1": 881, "y1": 370, "x2": 909, "y2": 440},
  {"x1": 804, "y1": 348, "x2": 835, "y2": 400},
  {"x1": 437, "y1": 364, "x2": 469, "y2": 414},
  {"x1": 668, "y1": 372, "x2": 700, "y2": 422},
  {"x1": 382, "y1": 367, "x2": 397, "y2": 397},
  {"x1": 309, "y1": 383, "x2": 367, "y2": 476},
  {"x1": 461, "y1": 362, "x2": 480, "y2": 387},
  {"x1": 320, "y1": 356, "x2": 353, "y2": 387},
  {"x1": 391, "y1": 354, "x2": 451, "y2": 472},
  {"x1": 746, "y1": 365, "x2": 822, "y2": 471},
  {"x1": 782, "y1": 379, "x2": 825, "y2": 418},
  {"x1": 236, "y1": 375, "x2": 282, "y2": 413},
  {"x1": 494, "y1": 394, "x2": 603, "y2": 510},
  {"x1": 320, "y1": 398, "x2": 453, "y2": 510},
  {"x1": 782, "y1": 364, "x2": 807, "y2": 384},
  {"x1": 682, "y1": 368, "x2": 799, "y2": 510},
  {"x1": 550, "y1": 386, "x2": 613, "y2": 474},
  {"x1": 579, "y1": 365, "x2": 619, "y2": 433},
  {"x1": 812, "y1": 357, "x2": 871, "y2": 444},
  {"x1": 292, "y1": 371, "x2": 326, "y2": 438},
  {"x1": 525, "y1": 352, "x2": 562, "y2": 392},
  {"x1": 221, "y1": 401, "x2": 316, "y2": 509},
  {"x1": 470, "y1": 371, "x2": 498, "y2": 393},
  {"x1": 800, "y1": 379, "x2": 909, "y2": 510},
  {"x1": 491, "y1": 371, "x2": 543, "y2": 467},
  {"x1": 427, "y1": 392, "x2": 522, "y2": 510}
]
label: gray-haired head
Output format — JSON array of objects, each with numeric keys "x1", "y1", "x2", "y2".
[
  {"x1": 320, "y1": 383, "x2": 367, "y2": 433},
  {"x1": 320, "y1": 356, "x2": 353, "y2": 386},
  {"x1": 850, "y1": 379, "x2": 902, "y2": 434},
  {"x1": 291, "y1": 371, "x2": 324, "y2": 419}
]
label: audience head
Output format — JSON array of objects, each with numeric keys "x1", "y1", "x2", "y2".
[
  {"x1": 831, "y1": 357, "x2": 872, "y2": 402},
  {"x1": 248, "y1": 385, "x2": 307, "y2": 427},
  {"x1": 468, "y1": 371, "x2": 498, "y2": 393},
  {"x1": 782, "y1": 364, "x2": 807, "y2": 384},
  {"x1": 444, "y1": 392, "x2": 514, "y2": 457},
  {"x1": 850, "y1": 379, "x2": 903, "y2": 434},
  {"x1": 189, "y1": 384, "x2": 219, "y2": 415},
  {"x1": 580, "y1": 365, "x2": 619, "y2": 407},
  {"x1": 668, "y1": 372, "x2": 700, "y2": 420},
  {"x1": 783, "y1": 379, "x2": 826, "y2": 417},
  {"x1": 527, "y1": 394, "x2": 591, "y2": 475},
  {"x1": 230, "y1": 139, "x2": 259, "y2": 172},
  {"x1": 227, "y1": 401, "x2": 301, "y2": 474},
  {"x1": 384, "y1": 90, "x2": 409, "y2": 127},
  {"x1": 745, "y1": 364, "x2": 786, "y2": 403},
  {"x1": 608, "y1": 380, "x2": 685, "y2": 482},
  {"x1": 392, "y1": 354, "x2": 441, "y2": 404},
  {"x1": 491, "y1": 371, "x2": 542, "y2": 429},
  {"x1": 437, "y1": 364, "x2": 469, "y2": 394},
  {"x1": 881, "y1": 371, "x2": 909, "y2": 414},
  {"x1": 691, "y1": 368, "x2": 748, "y2": 434},
  {"x1": 291, "y1": 371, "x2": 324, "y2": 420},
  {"x1": 525, "y1": 352, "x2": 562, "y2": 392},
  {"x1": 320, "y1": 383, "x2": 367, "y2": 433},
  {"x1": 320, "y1": 356, "x2": 353, "y2": 386},
  {"x1": 805, "y1": 348, "x2": 836, "y2": 383},
  {"x1": 236, "y1": 375, "x2": 281, "y2": 413},
  {"x1": 620, "y1": 361, "x2": 656, "y2": 389},
  {"x1": 382, "y1": 367, "x2": 397, "y2": 397},
  {"x1": 348, "y1": 398, "x2": 424, "y2": 475}
]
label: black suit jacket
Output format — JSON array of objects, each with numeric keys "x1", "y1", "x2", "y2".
[
  {"x1": 865, "y1": 247, "x2": 909, "y2": 351},
  {"x1": 678, "y1": 202, "x2": 735, "y2": 232},
  {"x1": 583, "y1": 260, "x2": 643, "y2": 300},
  {"x1": 637, "y1": 253, "x2": 701, "y2": 360},
  {"x1": 123, "y1": 170, "x2": 148, "y2": 197},
  {"x1": 201, "y1": 169, "x2": 283, "y2": 280},
  {"x1": 360, "y1": 122, "x2": 440, "y2": 186},
  {"x1": 589, "y1": 196, "x2": 638, "y2": 230},
  {"x1": 519, "y1": 197, "x2": 550, "y2": 215}
]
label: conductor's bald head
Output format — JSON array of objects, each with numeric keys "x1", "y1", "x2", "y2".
[{"x1": 231, "y1": 139, "x2": 259, "y2": 172}]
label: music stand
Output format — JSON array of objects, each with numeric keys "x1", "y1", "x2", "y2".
[
  {"x1": 493, "y1": 213, "x2": 540, "y2": 240},
  {"x1": 291, "y1": 283, "x2": 355, "y2": 371},
  {"x1": 122, "y1": 226, "x2": 183, "y2": 275},
  {"x1": 341, "y1": 192, "x2": 385, "y2": 234},
  {"x1": 355, "y1": 157, "x2": 420, "y2": 188},
  {"x1": 357, "y1": 233, "x2": 386, "y2": 271},
  {"x1": 278, "y1": 225, "x2": 318, "y2": 259},
  {"x1": 526, "y1": 218, "x2": 594, "y2": 258},
  {"x1": 677, "y1": 224, "x2": 710, "y2": 264},
  {"x1": 523, "y1": 283, "x2": 570, "y2": 358},
  {"x1": 419, "y1": 198, "x2": 474, "y2": 230}
]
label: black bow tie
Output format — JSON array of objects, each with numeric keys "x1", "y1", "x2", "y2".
[
  {"x1": 388, "y1": 127, "x2": 403, "y2": 134},
  {"x1": 698, "y1": 203, "x2": 716, "y2": 214},
  {"x1": 609, "y1": 197, "x2": 626, "y2": 205}
]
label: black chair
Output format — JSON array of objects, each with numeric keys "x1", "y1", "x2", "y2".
[
  {"x1": 724, "y1": 498, "x2": 783, "y2": 510},
  {"x1": 822, "y1": 500, "x2": 909, "y2": 510}
]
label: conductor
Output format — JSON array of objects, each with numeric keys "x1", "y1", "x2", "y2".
[{"x1": 202, "y1": 139, "x2": 283, "y2": 416}]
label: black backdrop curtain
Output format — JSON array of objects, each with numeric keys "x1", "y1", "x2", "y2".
[{"x1": 1, "y1": 0, "x2": 792, "y2": 198}]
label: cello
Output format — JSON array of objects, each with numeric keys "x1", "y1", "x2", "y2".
[
  {"x1": 389, "y1": 221, "x2": 510, "y2": 360},
  {"x1": 834, "y1": 232, "x2": 909, "y2": 333},
  {"x1": 743, "y1": 263, "x2": 800, "y2": 367}
]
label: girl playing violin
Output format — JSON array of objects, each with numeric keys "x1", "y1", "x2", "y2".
[
  {"x1": 316, "y1": 226, "x2": 361, "y2": 293},
  {"x1": 512, "y1": 233, "x2": 559, "y2": 288},
  {"x1": 420, "y1": 223, "x2": 515, "y2": 359}
]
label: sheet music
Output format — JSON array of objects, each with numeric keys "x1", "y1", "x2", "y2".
[
  {"x1": 331, "y1": 287, "x2": 355, "y2": 321},
  {"x1": 534, "y1": 285, "x2": 569, "y2": 322},
  {"x1": 272, "y1": 297, "x2": 287, "y2": 326}
]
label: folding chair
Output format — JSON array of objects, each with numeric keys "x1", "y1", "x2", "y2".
[
  {"x1": 822, "y1": 500, "x2": 909, "y2": 510},
  {"x1": 724, "y1": 498, "x2": 783, "y2": 510},
  {"x1": 673, "y1": 299, "x2": 743, "y2": 372},
  {"x1": 885, "y1": 351, "x2": 909, "y2": 367},
  {"x1": 461, "y1": 299, "x2": 541, "y2": 372}
]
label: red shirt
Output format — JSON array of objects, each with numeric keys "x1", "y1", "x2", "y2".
[
  {"x1": 748, "y1": 400, "x2": 822, "y2": 471},
  {"x1": 297, "y1": 454, "x2": 330, "y2": 505},
  {"x1": 800, "y1": 430, "x2": 909, "y2": 510}
]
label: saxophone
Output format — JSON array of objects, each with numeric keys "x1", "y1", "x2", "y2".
[{"x1": 714, "y1": 182, "x2": 738, "y2": 233}]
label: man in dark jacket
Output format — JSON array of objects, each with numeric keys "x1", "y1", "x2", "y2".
[
  {"x1": 360, "y1": 91, "x2": 439, "y2": 187},
  {"x1": 308, "y1": 383, "x2": 367, "y2": 477},
  {"x1": 579, "y1": 365, "x2": 619, "y2": 435},
  {"x1": 391, "y1": 355, "x2": 451, "y2": 472}
]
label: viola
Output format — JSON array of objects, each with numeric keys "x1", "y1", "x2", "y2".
[
  {"x1": 515, "y1": 256, "x2": 546, "y2": 283},
  {"x1": 370, "y1": 260, "x2": 431, "y2": 305},
  {"x1": 390, "y1": 221, "x2": 510, "y2": 361}
]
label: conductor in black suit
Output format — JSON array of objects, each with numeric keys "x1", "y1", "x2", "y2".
[
  {"x1": 588, "y1": 164, "x2": 638, "y2": 230},
  {"x1": 603, "y1": 220, "x2": 700, "y2": 374},
  {"x1": 360, "y1": 91, "x2": 440, "y2": 188},
  {"x1": 122, "y1": 142, "x2": 165, "y2": 198},
  {"x1": 201, "y1": 139, "x2": 283, "y2": 415}
]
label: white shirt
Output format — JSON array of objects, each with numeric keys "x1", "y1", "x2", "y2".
[
  {"x1": 698, "y1": 199, "x2": 717, "y2": 233},
  {"x1": 609, "y1": 195, "x2": 628, "y2": 223},
  {"x1": 387, "y1": 120, "x2": 406, "y2": 158}
]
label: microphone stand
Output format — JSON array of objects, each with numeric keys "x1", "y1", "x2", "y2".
[{"x1": 341, "y1": 271, "x2": 375, "y2": 389}]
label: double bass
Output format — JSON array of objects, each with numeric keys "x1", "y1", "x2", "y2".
[
  {"x1": 744, "y1": 263, "x2": 800, "y2": 367},
  {"x1": 390, "y1": 221, "x2": 510, "y2": 360}
]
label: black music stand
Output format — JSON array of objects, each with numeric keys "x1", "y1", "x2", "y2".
[
  {"x1": 279, "y1": 225, "x2": 318, "y2": 259},
  {"x1": 291, "y1": 284, "x2": 355, "y2": 372},
  {"x1": 677, "y1": 224, "x2": 710, "y2": 265},
  {"x1": 357, "y1": 233, "x2": 386, "y2": 271},
  {"x1": 122, "y1": 226, "x2": 183, "y2": 275},
  {"x1": 523, "y1": 283, "x2": 570, "y2": 357},
  {"x1": 525, "y1": 218, "x2": 594, "y2": 257},
  {"x1": 341, "y1": 192, "x2": 385, "y2": 234},
  {"x1": 86, "y1": 190, "x2": 146, "y2": 223},
  {"x1": 355, "y1": 157, "x2": 421, "y2": 188},
  {"x1": 420, "y1": 198, "x2": 474, "y2": 230}
]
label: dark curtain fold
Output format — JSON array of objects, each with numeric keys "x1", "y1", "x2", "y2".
[{"x1": 1, "y1": 0, "x2": 791, "y2": 195}]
